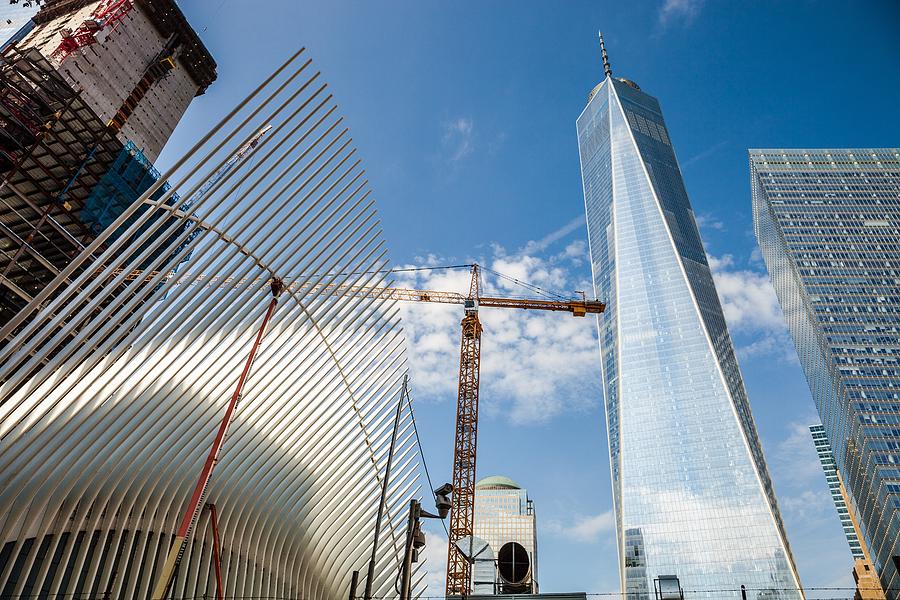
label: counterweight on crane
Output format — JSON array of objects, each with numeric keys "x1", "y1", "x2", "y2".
[{"x1": 133, "y1": 263, "x2": 604, "y2": 598}]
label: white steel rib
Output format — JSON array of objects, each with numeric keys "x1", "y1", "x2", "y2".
[{"x1": 0, "y1": 48, "x2": 426, "y2": 600}]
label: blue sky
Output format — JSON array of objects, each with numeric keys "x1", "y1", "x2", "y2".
[{"x1": 159, "y1": 1, "x2": 900, "y2": 596}]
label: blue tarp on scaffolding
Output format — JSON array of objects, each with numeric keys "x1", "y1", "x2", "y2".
[{"x1": 82, "y1": 141, "x2": 196, "y2": 270}]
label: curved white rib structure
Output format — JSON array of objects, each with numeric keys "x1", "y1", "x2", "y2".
[{"x1": 0, "y1": 48, "x2": 423, "y2": 599}]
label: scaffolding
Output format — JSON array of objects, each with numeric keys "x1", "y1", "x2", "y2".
[
  {"x1": 0, "y1": 45, "x2": 123, "y2": 327},
  {"x1": 83, "y1": 140, "x2": 194, "y2": 270},
  {"x1": 0, "y1": 45, "x2": 189, "y2": 360}
]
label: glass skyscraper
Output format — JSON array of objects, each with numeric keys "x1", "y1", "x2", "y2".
[
  {"x1": 472, "y1": 475, "x2": 538, "y2": 594},
  {"x1": 577, "y1": 52, "x2": 802, "y2": 598},
  {"x1": 752, "y1": 148, "x2": 900, "y2": 595},
  {"x1": 809, "y1": 424, "x2": 865, "y2": 559}
]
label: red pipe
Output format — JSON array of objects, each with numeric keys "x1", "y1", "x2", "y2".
[
  {"x1": 152, "y1": 278, "x2": 284, "y2": 599},
  {"x1": 208, "y1": 504, "x2": 224, "y2": 600}
]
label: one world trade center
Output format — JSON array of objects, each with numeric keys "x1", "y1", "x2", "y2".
[{"x1": 577, "y1": 36, "x2": 803, "y2": 599}]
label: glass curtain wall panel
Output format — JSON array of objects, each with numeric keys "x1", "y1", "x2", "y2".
[
  {"x1": 751, "y1": 148, "x2": 900, "y2": 595},
  {"x1": 809, "y1": 423, "x2": 865, "y2": 559},
  {"x1": 577, "y1": 76, "x2": 802, "y2": 599},
  {"x1": 472, "y1": 475, "x2": 538, "y2": 594}
]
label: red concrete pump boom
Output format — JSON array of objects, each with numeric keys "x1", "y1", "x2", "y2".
[{"x1": 126, "y1": 263, "x2": 604, "y2": 597}]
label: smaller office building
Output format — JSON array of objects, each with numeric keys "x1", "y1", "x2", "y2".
[{"x1": 470, "y1": 475, "x2": 539, "y2": 595}]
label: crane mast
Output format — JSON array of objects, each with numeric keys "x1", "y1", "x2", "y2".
[
  {"x1": 446, "y1": 266, "x2": 483, "y2": 596},
  {"x1": 117, "y1": 262, "x2": 603, "y2": 598},
  {"x1": 186, "y1": 125, "x2": 272, "y2": 204}
]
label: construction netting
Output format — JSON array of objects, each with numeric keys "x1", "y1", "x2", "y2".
[{"x1": 82, "y1": 140, "x2": 196, "y2": 270}]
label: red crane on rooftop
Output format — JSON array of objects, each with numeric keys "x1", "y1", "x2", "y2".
[{"x1": 49, "y1": 0, "x2": 134, "y2": 63}]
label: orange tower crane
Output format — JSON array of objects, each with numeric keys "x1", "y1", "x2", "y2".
[
  {"x1": 439, "y1": 265, "x2": 604, "y2": 596},
  {"x1": 128, "y1": 263, "x2": 604, "y2": 598}
]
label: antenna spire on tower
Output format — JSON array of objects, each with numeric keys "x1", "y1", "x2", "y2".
[{"x1": 598, "y1": 31, "x2": 612, "y2": 78}]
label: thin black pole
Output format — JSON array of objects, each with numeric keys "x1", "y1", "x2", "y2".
[
  {"x1": 364, "y1": 374, "x2": 408, "y2": 600},
  {"x1": 349, "y1": 570, "x2": 359, "y2": 600},
  {"x1": 398, "y1": 499, "x2": 419, "y2": 600}
]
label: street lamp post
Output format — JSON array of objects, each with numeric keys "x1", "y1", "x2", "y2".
[
  {"x1": 363, "y1": 375, "x2": 408, "y2": 600},
  {"x1": 398, "y1": 484, "x2": 453, "y2": 600}
]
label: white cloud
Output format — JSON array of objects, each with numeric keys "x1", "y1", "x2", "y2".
[
  {"x1": 707, "y1": 252, "x2": 798, "y2": 361},
  {"x1": 563, "y1": 239, "x2": 587, "y2": 260},
  {"x1": 521, "y1": 215, "x2": 586, "y2": 256},
  {"x1": 658, "y1": 0, "x2": 704, "y2": 26},
  {"x1": 749, "y1": 246, "x2": 765, "y2": 267},
  {"x1": 767, "y1": 418, "x2": 838, "y2": 528},
  {"x1": 546, "y1": 509, "x2": 615, "y2": 544},
  {"x1": 774, "y1": 420, "x2": 826, "y2": 485},
  {"x1": 709, "y1": 255, "x2": 784, "y2": 332},
  {"x1": 681, "y1": 140, "x2": 729, "y2": 170},
  {"x1": 397, "y1": 233, "x2": 601, "y2": 425},
  {"x1": 733, "y1": 329, "x2": 796, "y2": 362},
  {"x1": 779, "y1": 489, "x2": 834, "y2": 526},
  {"x1": 419, "y1": 526, "x2": 448, "y2": 597},
  {"x1": 693, "y1": 211, "x2": 725, "y2": 233},
  {"x1": 441, "y1": 117, "x2": 474, "y2": 162}
]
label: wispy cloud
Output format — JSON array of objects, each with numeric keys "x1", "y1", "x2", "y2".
[
  {"x1": 658, "y1": 0, "x2": 705, "y2": 27},
  {"x1": 774, "y1": 420, "x2": 827, "y2": 484},
  {"x1": 546, "y1": 509, "x2": 615, "y2": 544},
  {"x1": 441, "y1": 117, "x2": 474, "y2": 162},
  {"x1": 681, "y1": 140, "x2": 729, "y2": 170},
  {"x1": 749, "y1": 246, "x2": 765, "y2": 267},
  {"x1": 420, "y1": 526, "x2": 448, "y2": 597},
  {"x1": 769, "y1": 418, "x2": 838, "y2": 527},
  {"x1": 694, "y1": 211, "x2": 725, "y2": 233},
  {"x1": 733, "y1": 330, "x2": 796, "y2": 361},
  {"x1": 521, "y1": 215, "x2": 586, "y2": 256}
]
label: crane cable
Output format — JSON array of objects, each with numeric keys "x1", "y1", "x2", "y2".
[
  {"x1": 403, "y1": 382, "x2": 449, "y2": 536},
  {"x1": 382, "y1": 263, "x2": 581, "y2": 302},
  {"x1": 478, "y1": 264, "x2": 571, "y2": 301}
]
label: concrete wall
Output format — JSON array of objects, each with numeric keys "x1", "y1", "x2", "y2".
[{"x1": 20, "y1": 1, "x2": 200, "y2": 161}]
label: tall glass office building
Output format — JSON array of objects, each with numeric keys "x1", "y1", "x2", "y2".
[
  {"x1": 577, "y1": 55, "x2": 803, "y2": 598},
  {"x1": 472, "y1": 475, "x2": 538, "y2": 594},
  {"x1": 752, "y1": 149, "x2": 900, "y2": 595},
  {"x1": 809, "y1": 424, "x2": 865, "y2": 560}
]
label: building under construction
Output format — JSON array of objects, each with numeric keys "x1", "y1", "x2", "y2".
[
  {"x1": 0, "y1": 42, "x2": 432, "y2": 599},
  {"x1": 0, "y1": 0, "x2": 216, "y2": 338}
]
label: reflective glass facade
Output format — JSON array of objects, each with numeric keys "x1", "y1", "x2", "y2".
[
  {"x1": 752, "y1": 149, "x2": 900, "y2": 595},
  {"x1": 577, "y1": 78, "x2": 802, "y2": 599},
  {"x1": 473, "y1": 476, "x2": 538, "y2": 593},
  {"x1": 809, "y1": 424, "x2": 865, "y2": 559}
]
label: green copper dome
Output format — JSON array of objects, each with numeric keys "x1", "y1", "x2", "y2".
[{"x1": 475, "y1": 475, "x2": 520, "y2": 490}]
